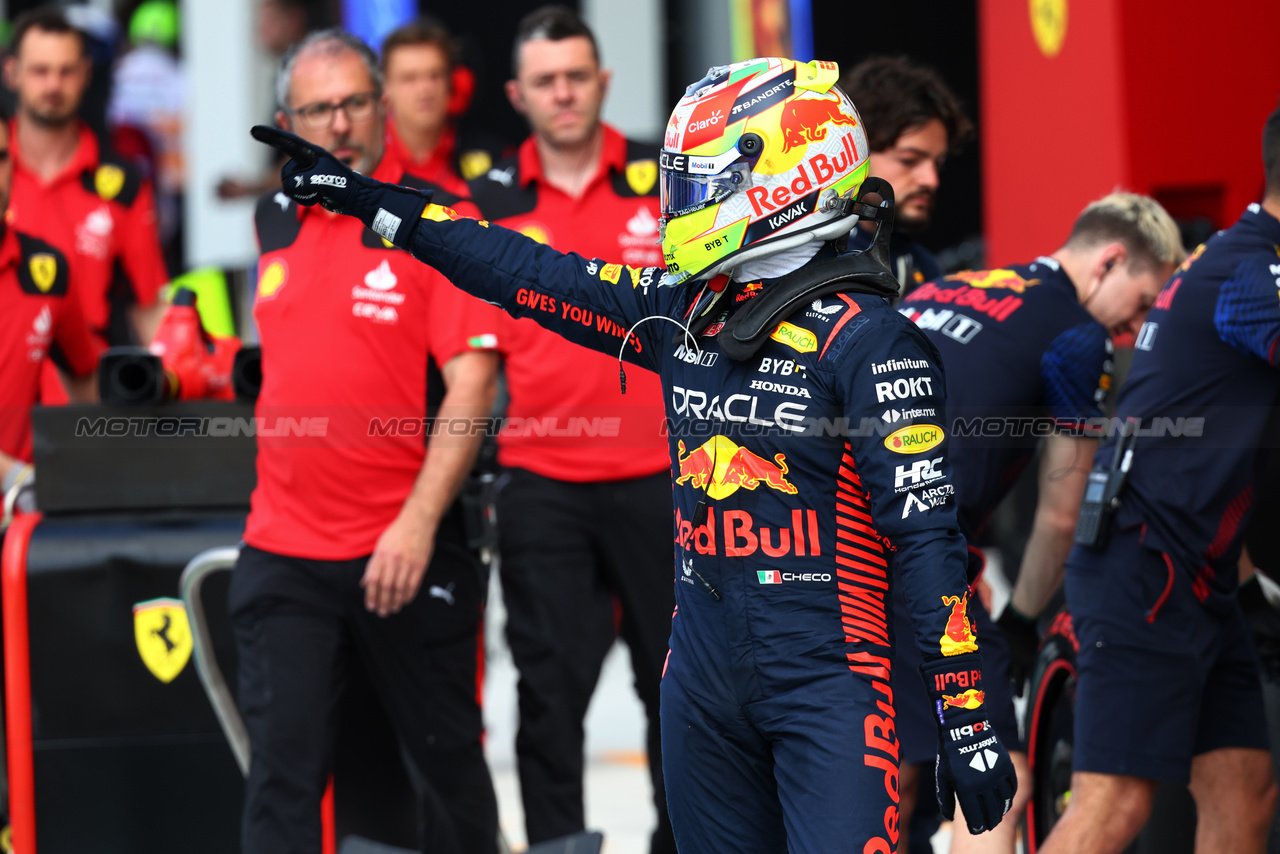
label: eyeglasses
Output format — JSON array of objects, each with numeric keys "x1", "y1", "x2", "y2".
[{"x1": 289, "y1": 91, "x2": 379, "y2": 129}]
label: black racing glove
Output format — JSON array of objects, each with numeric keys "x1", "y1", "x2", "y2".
[
  {"x1": 250, "y1": 125, "x2": 432, "y2": 247},
  {"x1": 996, "y1": 603, "x2": 1041, "y2": 695},
  {"x1": 921, "y1": 653, "x2": 1017, "y2": 834}
]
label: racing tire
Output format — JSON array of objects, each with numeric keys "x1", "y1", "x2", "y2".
[{"x1": 1024, "y1": 608, "x2": 1079, "y2": 853}]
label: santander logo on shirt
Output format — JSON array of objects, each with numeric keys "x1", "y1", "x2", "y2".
[
  {"x1": 351, "y1": 259, "x2": 403, "y2": 324},
  {"x1": 27, "y1": 305, "x2": 52, "y2": 360},
  {"x1": 618, "y1": 205, "x2": 662, "y2": 266},
  {"x1": 75, "y1": 205, "x2": 114, "y2": 259},
  {"x1": 363, "y1": 259, "x2": 397, "y2": 291}
]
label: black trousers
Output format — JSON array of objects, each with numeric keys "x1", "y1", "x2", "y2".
[
  {"x1": 497, "y1": 468, "x2": 676, "y2": 854},
  {"x1": 229, "y1": 514, "x2": 497, "y2": 854}
]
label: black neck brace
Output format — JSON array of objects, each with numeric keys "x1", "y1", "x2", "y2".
[{"x1": 685, "y1": 178, "x2": 900, "y2": 361}]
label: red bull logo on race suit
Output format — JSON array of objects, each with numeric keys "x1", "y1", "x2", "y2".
[
  {"x1": 939, "y1": 592, "x2": 979, "y2": 656},
  {"x1": 947, "y1": 269, "x2": 1040, "y2": 294},
  {"x1": 676, "y1": 436, "x2": 798, "y2": 500},
  {"x1": 942, "y1": 689, "x2": 985, "y2": 710}
]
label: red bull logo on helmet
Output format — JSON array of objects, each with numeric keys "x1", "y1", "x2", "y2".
[
  {"x1": 779, "y1": 92, "x2": 859, "y2": 153},
  {"x1": 675, "y1": 436, "x2": 798, "y2": 499},
  {"x1": 947, "y1": 269, "x2": 1040, "y2": 294},
  {"x1": 939, "y1": 592, "x2": 979, "y2": 656}
]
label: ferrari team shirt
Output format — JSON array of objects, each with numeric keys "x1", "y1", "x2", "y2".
[
  {"x1": 244, "y1": 155, "x2": 503, "y2": 560},
  {"x1": 0, "y1": 227, "x2": 98, "y2": 462},
  {"x1": 468, "y1": 124, "x2": 669, "y2": 482},
  {"x1": 9, "y1": 120, "x2": 168, "y2": 341}
]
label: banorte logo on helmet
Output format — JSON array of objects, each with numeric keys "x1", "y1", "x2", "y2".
[{"x1": 657, "y1": 58, "x2": 870, "y2": 287}]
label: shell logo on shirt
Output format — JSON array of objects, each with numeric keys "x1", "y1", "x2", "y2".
[
  {"x1": 519, "y1": 223, "x2": 552, "y2": 245},
  {"x1": 29, "y1": 253, "x2": 57, "y2": 292},
  {"x1": 257, "y1": 259, "x2": 288, "y2": 300}
]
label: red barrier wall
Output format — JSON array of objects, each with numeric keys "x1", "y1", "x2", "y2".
[{"x1": 980, "y1": 0, "x2": 1280, "y2": 266}]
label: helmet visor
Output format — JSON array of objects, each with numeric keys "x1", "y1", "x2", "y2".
[{"x1": 659, "y1": 155, "x2": 751, "y2": 220}]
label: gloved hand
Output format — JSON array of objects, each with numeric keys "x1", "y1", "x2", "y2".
[
  {"x1": 921, "y1": 653, "x2": 1017, "y2": 834},
  {"x1": 250, "y1": 125, "x2": 433, "y2": 246},
  {"x1": 996, "y1": 603, "x2": 1041, "y2": 695}
]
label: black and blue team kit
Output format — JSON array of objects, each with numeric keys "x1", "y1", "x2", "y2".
[
  {"x1": 250, "y1": 126, "x2": 1018, "y2": 853},
  {"x1": 892, "y1": 257, "x2": 1113, "y2": 766},
  {"x1": 1068, "y1": 203, "x2": 1280, "y2": 783},
  {"x1": 415, "y1": 224, "x2": 997, "y2": 853}
]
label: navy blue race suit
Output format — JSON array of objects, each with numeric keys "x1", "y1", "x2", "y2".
[
  {"x1": 1066, "y1": 203, "x2": 1280, "y2": 782},
  {"x1": 888, "y1": 258, "x2": 1112, "y2": 768},
  {"x1": 247, "y1": 125, "x2": 1016, "y2": 852},
  {"x1": 409, "y1": 211, "x2": 1007, "y2": 851}
]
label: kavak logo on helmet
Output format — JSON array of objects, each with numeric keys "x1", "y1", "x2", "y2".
[{"x1": 133, "y1": 598, "x2": 193, "y2": 683}]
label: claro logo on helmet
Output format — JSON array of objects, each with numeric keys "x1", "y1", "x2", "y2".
[{"x1": 746, "y1": 134, "x2": 861, "y2": 219}]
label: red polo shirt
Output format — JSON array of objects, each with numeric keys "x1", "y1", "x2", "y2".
[
  {"x1": 385, "y1": 119, "x2": 469, "y2": 198},
  {"x1": 0, "y1": 226, "x2": 99, "y2": 463},
  {"x1": 468, "y1": 125, "x2": 669, "y2": 483},
  {"x1": 244, "y1": 155, "x2": 503, "y2": 560},
  {"x1": 9, "y1": 120, "x2": 167, "y2": 339}
]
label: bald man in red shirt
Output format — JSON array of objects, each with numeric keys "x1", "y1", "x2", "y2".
[{"x1": 231, "y1": 30, "x2": 502, "y2": 854}]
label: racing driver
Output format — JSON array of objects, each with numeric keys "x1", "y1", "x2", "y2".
[{"x1": 253, "y1": 57, "x2": 1016, "y2": 853}]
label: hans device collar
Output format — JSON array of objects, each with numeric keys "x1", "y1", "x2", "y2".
[{"x1": 687, "y1": 178, "x2": 900, "y2": 361}]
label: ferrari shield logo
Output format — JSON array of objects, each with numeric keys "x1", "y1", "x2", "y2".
[
  {"x1": 94, "y1": 164, "x2": 125, "y2": 200},
  {"x1": 28, "y1": 254, "x2": 57, "y2": 292},
  {"x1": 133, "y1": 598, "x2": 192, "y2": 683},
  {"x1": 626, "y1": 160, "x2": 657, "y2": 195},
  {"x1": 459, "y1": 149, "x2": 492, "y2": 181}
]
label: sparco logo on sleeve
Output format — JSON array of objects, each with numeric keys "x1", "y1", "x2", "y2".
[{"x1": 311, "y1": 174, "x2": 347, "y2": 188}]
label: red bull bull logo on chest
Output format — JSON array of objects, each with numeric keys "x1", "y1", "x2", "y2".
[{"x1": 676, "y1": 436, "x2": 797, "y2": 500}]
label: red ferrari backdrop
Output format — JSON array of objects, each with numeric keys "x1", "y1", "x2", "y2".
[{"x1": 981, "y1": 0, "x2": 1280, "y2": 265}]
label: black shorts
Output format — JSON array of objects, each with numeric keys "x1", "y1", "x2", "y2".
[{"x1": 1066, "y1": 526, "x2": 1269, "y2": 784}]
